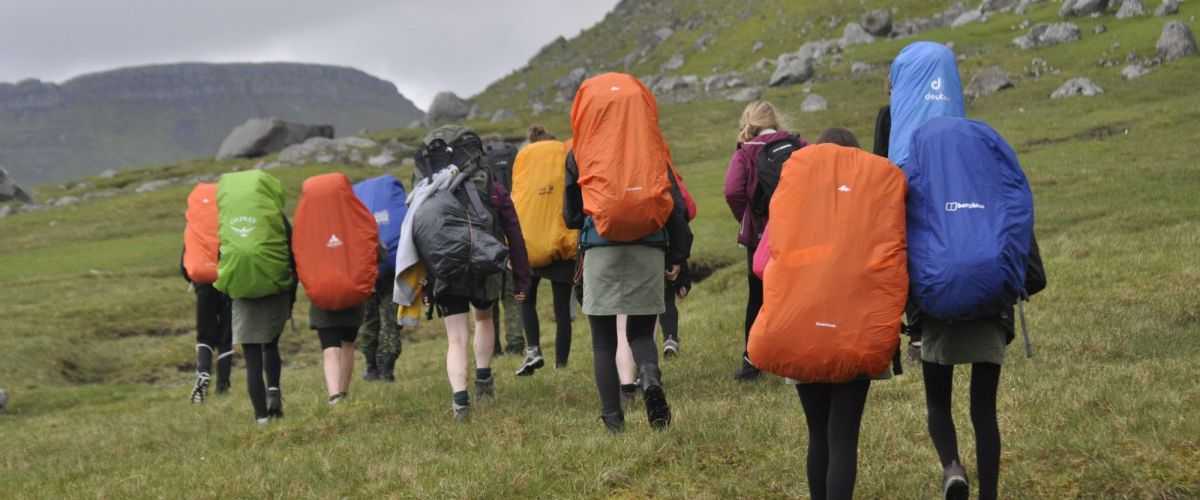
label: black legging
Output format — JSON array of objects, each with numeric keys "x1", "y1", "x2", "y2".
[
  {"x1": 195, "y1": 286, "x2": 233, "y2": 374},
  {"x1": 744, "y1": 248, "x2": 763, "y2": 356},
  {"x1": 796, "y1": 380, "x2": 871, "y2": 500},
  {"x1": 924, "y1": 361, "x2": 1002, "y2": 500},
  {"x1": 589, "y1": 314, "x2": 658, "y2": 415},
  {"x1": 243, "y1": 338, "x2": 282, "y2": 419},
  {"x1": 660, "y1": 283, "x2": 678, "y2": 342},
  {"x1": 521, "y1": 275, "x2": 575, "y2": 365}
]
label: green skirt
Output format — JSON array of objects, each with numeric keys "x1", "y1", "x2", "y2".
[
  {"x1": 581, "y1": 245, "x2": 665, "y2": 316},
  {"x1": 919, "y1": 311, "x2": 1013, "y2": 366},
  {"x1": 232, "y1": 293, "x2": 291, "y2": 345}
]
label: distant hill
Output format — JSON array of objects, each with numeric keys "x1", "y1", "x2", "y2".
[{"x1": 0, "y1": 62, "x2": 423, "y2": 185}]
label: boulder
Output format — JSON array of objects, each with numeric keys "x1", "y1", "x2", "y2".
[
  {"x1": 52, "y1": 196, "x2": 80, "y2": 207},
  {"x1": 1155, "y1": 0, "x2": 1179, "y2": 16},
  {"x1": 491, "y1": 108, "x2": 516, "y2": 123},
  {"x1": 840, "y1": 23, "x2": 876, "y2": 46},
  {"x1": 861, "y1": 9, "x2": 893, "y2": 36},
  {"x1": 725, "y1": 87, "x2": 763, "y2": 102},
  {"x1": 798, "y1": 39, "x2": 843, "y2": 60},
  {"x1": 952, "y1": 9, "x2": 985, "y2": 28},
  {"x1": 135, "y1": 179, "x2": 172, "y2": 194},
  {"x1": 801, "y1": 94, "x2": 828, "y2": 112},
  {"x1": 98, "y1": 168, "x2": 119, "y2": 179},
  {"x1": 278, "y1": 137, "x2": 338, "y2": 164},
  {"x1": 1156, "y1": 21, "x2": 1198, "y2": 61},
  {"x1": 0, "y1": 204, "x2": 11, "y2": 217},
  {"x1": 654, "y1": 27, "x2": 674, "y2": 42},
  {"x1": 1120, "y1": 64, "x2": 1151, "y2": 79},
  {"x1": 1014, "y1": 22, "x2": 1083, "y2": 49},
  {"x1": 752, "y1": 41, "x2": 765, "y2": 53},
  {"x1": 425, "y1": 92, "x2": 472, "y2": 124},
  {"x1": 0, "y1": 167, "x2": 33, "y2": 204},
  {"x1": 1016, "y1": 0, "x2": 1050, "y2": 14},
  {"x1": 1060, "y1": 0, "x2": 1110, "y2": 18},
  {"x1": 1094, "y1": 24, "x2": 1109, "y2": 34},
  {"x1": 769, "y1": 52, "x2": 816, "y2": 87},
  {"x1": 966, "y1": 66, "x2": 1016, "y2": 98},
  {"x1": 555, "y1": 68, "x2": 589, "y2": 103},
  {"x1": 851, "y1": 62, "x2": 872, "y2": 74},
  {"x1": 662, "y1": 53, "x2": 685, "y2": 72},
  {"x1": 1050, "y1": 77, "x2": 1104, "y2": 98},
  {"x1": 1116, "y1": 0, "x2": 1149, "y2": 18},
  {"x1": 703, "y1": 72, "x2": 747, "y2": 93},
  {"x1": 980, "y1": 0, "x2": 1020, "y2": 13},
  {"x1": 215, "y1": 118, "x2": 334, "y2": 160}
]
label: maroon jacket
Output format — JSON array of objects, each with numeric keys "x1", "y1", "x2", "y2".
[
  {"x1": 490, "y1": 183, "x2": 532, "y2": 295},
  {"x1": 723, "y1": 130, "x2": 805, "y2": 248}
]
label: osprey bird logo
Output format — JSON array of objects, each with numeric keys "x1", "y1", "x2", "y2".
[{"x1": 229, "y1": 216, "x2": 257, "y2": 238}]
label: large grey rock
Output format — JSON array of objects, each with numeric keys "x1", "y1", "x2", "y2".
[
  {"x1": 1014, "y1": 22, "x2": 1083, "y2": 48},
  {"x1": 654, "y1": 27, "x2": 674, "y2": 42},
  {"x1": 801, "y1": 94, "x2": 828, "y2": 112},
  {"x1": 840, "y1": 23, "x2": 876, "y2": 46},
  {"x1": 425, "y1": 92, "x2": 472, "y2": 124},
  {"x1": 0, "y1": 167, "x2": 33, "y2": 204},
  {"x1": 798, "y1": 39, "x2": 843, "y2": 60},
  {"x1": 1050, "y1": 78, "x2": 1104, "y2": 98},
  {"x1": 703, "y1": 72, "x2": 747, "y2": 93},
  {"x1": 1060, "y1": 0, "x2": 1110, "y2": 17},
  {"x1": 1157, "y1": 21, "x2": 1198, "y2": 61},
  {"x1": 851, "y1": 62, "x2": 873, "y2": 75},
  {"x1": 1155, "y1": 0, "x2": 1179, "y2": 16},
  {"x1": 861, "y1": 9, "x2": 893, "y2": 36},
  {"x1": 769, "y1": 52, "x2": 817, "y2": 87},
  {"x1": 980, "y1": 0, "x2": 1020, "y2": 13},
  {"x1": 1120, "y1": 64, "x2": 1151, "y2": 79},
  {"x1": 491, "y1": 108, "x2": 516, "y2": 123},
  {"x1": 725, "y1": 87, "x2": 763, "y2": 102},
  {"x1": 0, "y1": 204, "x2": 12, "y2": 217},
  {"x1": 555, "y1": 68, "x2": 588, "y2": 103},
  {"x1": 215, "y1": 118, "x2": 334, "y2": 160},
  {"x1": 1116, "y1": 0, "x2": 1150, "y2": 18},
  {"x1": 952, "y1": 9, "x2": 985, "y2": 28},
  {"x1": 1095, "y1": 23, "x2": 1109, "y2": 34},
  {"x1": 662, "y1": 53, "x2": 685, "y2": 72},
  {"x1": 966, "y1": 66, "x2": 1016, "y2": 98}
]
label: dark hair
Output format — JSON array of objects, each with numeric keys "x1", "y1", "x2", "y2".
[
  {"x1": 817, "y1": 127, "x2": 860, "y2": 148},
  {"x1": 527, "y1": 125, "x2": 556, "y2": 143}
]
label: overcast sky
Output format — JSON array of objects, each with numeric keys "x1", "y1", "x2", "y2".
[{"x1": 0, "y1": 0, "x2": 619, "y2": 110}]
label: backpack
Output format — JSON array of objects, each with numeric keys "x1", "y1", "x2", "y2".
[
  {"x1": 906, "y1": 117, "x2": 1034, "y2": 320},
  {"x1": 484, "y1": 141, "x2": 519, "y2": 191},
  {"x1": 214, "y1": 170, "x2": 294, "y2": 299},
  {"x1": 750, "y1": 135, "x2": 807, "y2": 217},
  {"x1": 748, "y1": 144, "x2": 907, "y2": 383},
  {"x1": 293, "y1": 173, "x2": 380, "y2": 311},
  {"x1": 888, "y1": 42, "x2": 965, "y2": 168},
  {"x1": 352, "y1": 175, "x2": 408, "y2": 273},
  {"x1": 512, "y1": 140, "x2": 577, "y2": 267},
  {"x1": 183, "y1": 183, "x2": 220, "y2": 284},
  {"x1": 570, "y1": 72, "x2": 675, "y2": 243}
]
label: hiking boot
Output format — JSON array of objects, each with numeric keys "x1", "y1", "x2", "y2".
[
  {"x1": 377, "y1": 352, "x2": 397, "y2": 383},
  {"x1": 190, "y1": 373, "x2": 210, "y2": 404},
  {"x1": 733, "y1": 356, "x2": 760, "y2": 381},
  {"x1": 907, "y1": 341, "x2": 923, "y2": 364},
  {"x1": 362, "y1": 352, "x2": 379, "y2": 381},
  {"x1": 452, "y1": 402, "x2": 471, "y2": 422},
  {"x1": 328, "y1": 393, "x2": 345, "y2": 406},
  {"x1": 639, "y1": 364, "x2": 671, "y2": 430},
  {"x1": 601, "y1": 411, "x2": 625, "y2": 434},
  {"x1": 474, "y1": 376, "x2": 495, "y2": 402},
  {"x1": 266, "y1": 387, "x2": 283, "y2": 419},
  {"x1": 515, "y1": 347, "x2": 544, "y2": 376},
  {"x1": 663, "y1": 338, "x2": 680, "y2": 358},
  {"x1": 942, "y1": 460, "x2": 969, "y2": 500}
]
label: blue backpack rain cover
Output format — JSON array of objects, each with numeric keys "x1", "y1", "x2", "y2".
[
  {"x1": 889, "y1": 41, "x2": 965, "y2": 168},
  {"x1": 353, "y1": 175, "x2": 408, "y2": 273},
  {"x1": 906, "y1": 117, "x2": 1034, "y2": 319}
]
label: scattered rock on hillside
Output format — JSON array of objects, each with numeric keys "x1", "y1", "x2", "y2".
[
  {"x1": 966, "y1": 66, "x2": 1016, "y2": 98},
  {"x1": 861, "y1": 9, "x2": 893, "y2": 36},
  {"x1": 555, "y1": 68, "x2": 588, "y2": 103},
  {"x1": 491, "y1": 108, "x2": 516, "y2": 123},
  {"x1": 1155, "y1": 0, "x2": 1179, "y2": 16},
  {"x1": 1060, "y1": 0, "x2": 1110, "y2": 18},
  {"x1": 99, "y1": 168, "x2": 119, "y2": 179},
  {"x1": 466, "y1": 105, "x2": 487, "y2": 120},
  {"x1": 662, "y1": 53, "x2": 685, "y2": 72},
  {"x1": 53, "y1": 196, "x2": 79, "y2": 207},
  {"x1": 1050, "y1": 77, "x2": 1104, "y2": 98},
  {"x1": 851, "y1": 62, "x2": 872, "y2": 74},
  {"x1": 751, "y1": 58, "x2": 776, "y2": 71},
  {"x1": 769, "y1": 52, "x2": 816, "y2": 87},
  {"x1": 725, "y1": 87, "x2": 763, "y2": 102},
  {"x1": 1094, "y1": 24, "x2": 1109, "y2": 34},
  {"x1": 368, "y1": 152, "x2": 395, "y2": 168},
  {"x1": 693, "y1": 33, "x2": 716, "y2": 51},
  {"x1": 801, "y1": 94, "x2": 828, "y2": 112},
  {"x1": 135, "y1": 179, "x2": 172, "y2": 194},
  {"x1": 654, "y1": 27, "x2": 674, "y2": 42},
  {"x1": 1156, "y1": 21, "x2": 1198, "y2": 61},
  {"x1": 277, "y1": 136, "x2": 378, "y2": 165},
  {"x1": 531, "y1": 101, "x2": 550, "y2": 116},
  {"x1": 0, "y1": 167, "x2": 34, "y2": 204},
  {"x1": 215, "y1": 118, "x2": 334, "y2": 160},
  {"x1": 1014, "y1": 22, "x2": 1083, "y2": 49},
  {"x1": 952, "y1": 9, "x2": 986, "y2": 28},
  {"x1": 1120, "y1": 64, "x2": 1151, "y2": 79},
  {"x1": 840, "y1": 23, "x2": 876, "y2": 46},
  {"x1": 703, "y1": 72, "x2": 746, "y2": 93},
  {"x1": 1016, "y1": 0, "x2": 1050, "y2": 14},
  {"x1": 425, "y1": 92, "x2": 472, "y2": 124},
  {"x1": 1116, "y1": 0, "x2": 1150, "y2": 18},
  {"x1": 798, "y1": 39, "x2": 843, "y2": 61},
  {"x1": 752, "y1": 41, "x2": 764, "y2": 53},
  {"x1": 0, "y1": 204, "x2": 11, "y2": 217}
]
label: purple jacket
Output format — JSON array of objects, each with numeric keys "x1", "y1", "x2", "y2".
[
  {"x1": 724, "y1": 130, "x2": 803, "y2": 248},
  {"x1": 490, "y1": 183, "x2": 532, "y2": 295}
]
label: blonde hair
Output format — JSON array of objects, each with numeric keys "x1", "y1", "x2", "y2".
[{"x1": 738, "y1": 101, "x2": 787, "y2": 143}]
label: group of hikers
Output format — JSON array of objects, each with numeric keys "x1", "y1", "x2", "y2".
[{"x1": 178, "y1": 41, "x2": 1045, "y2": 499}]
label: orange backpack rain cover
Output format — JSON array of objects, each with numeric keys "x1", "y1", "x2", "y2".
[
  {"x1": 570, "y1": 72, "x2": 674, "y2": 242},
  {"x1": 183, "y1": 183, "x2": 221, "y2": 284},
  {"x1": 513, "y1": 140, "x2": 578, "y2": 267},
  {"x1": 293, "y1": 173, "x2": 380, "y2": 311},
  {"x1": 748, "y1": 144, "x2": 908, "y2": 383}
]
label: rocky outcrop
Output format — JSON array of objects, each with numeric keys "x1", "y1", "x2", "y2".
[
  {"x1": 426, "y1": 92, "x2": 473, "y2": 124},
  {"x1": 0, "y1": 167, "x2": 33, "y2": 203},
  {"x1": 491, "y1": 108, "x2": 516, "y2": 123},
  {"x1": 1115, "y1": 0, "x2": 1150, "y2": 18},
  {"x1": 215, "y1": 118, "x2": 334, "y2": 160},
  {"x1": 769, "y1": 52, "x2": 816, "y2": 87},
  {"x1": 1120, "y1": 64, "x2": 1151, "y2": 79},
  {"x1": 1157, "y1": 21, "x2": 1198, "y2": 61},
  {"x1": 1014, "y1": 23, "x2": 1083, "y2": 49},
  {"x1": 1060, "y1": 0, "x2": 1110, "y2": 18},
  {"x1": 1051, "y1": 78, "x2": 1104, "y2": 98},
  {"x1": 801, "y1": 94, "x2": 828, "y2": 112},
  {"x1": 1155, "y1": 0, "x2": 1179, "y2": 16},
  {"x1": 966, "y1": 66, "x2": 1016, "y2": 98},
  {"x1": 840, "y1": 23, "x2": 876, "y2": 46},
  {"x1": 861, "y1": 9, "x2": 893, "y2": 36}
]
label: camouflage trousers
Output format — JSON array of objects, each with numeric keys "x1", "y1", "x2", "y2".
[
  {"x1": 360, "y1": 279, "x2": 402, "y2": 357},
  {"x1": 494, "y1": 270, "x2": 524, "y2": 352}
]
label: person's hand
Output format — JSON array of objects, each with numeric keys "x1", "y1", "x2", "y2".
[
  {"x1": 666, "y1": 265, "x2": 681, "y2": 281},
  {"x1": 676, "y1": 286, "x2": 689, "y2": 301},
  {"x1": 422, "y1": 293, "x2": 431, "y2": 306},
  {"x1": 514, "y1": 292, "x2": 527, "y2": 303}
]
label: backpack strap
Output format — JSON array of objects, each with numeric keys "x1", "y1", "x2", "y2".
[
  {"x1": 1017, "y1": 291, "x2": 1033, "y2": 359},
  {"x1": 452, "y1": 164, "x2": 489, "y2": 220}
]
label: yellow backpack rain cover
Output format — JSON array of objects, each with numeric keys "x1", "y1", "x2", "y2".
[{"x1": 512, "y1": 140, "x2": 577, "y2": 267}]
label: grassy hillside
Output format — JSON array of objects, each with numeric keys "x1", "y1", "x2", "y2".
[{"x1": 2, "y1": 0, "x2": 1199, "y2": 497}]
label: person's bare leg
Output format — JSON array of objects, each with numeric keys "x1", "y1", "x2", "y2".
[
  {"x1": 322, "y1": 347, "x2": 341, "y2": 397},
  {"x1": 616, "y1": 315, "x2": 637, "y2": 385},
  {"x1": 474, "y1": 307, "x2": 495, "y2": 370},
  {"x1": 444, "y1": 313, "x2": 471, "y2": 392},
  {"x1": 338, "y1": 341, "x2": 355, "y2": 394}
]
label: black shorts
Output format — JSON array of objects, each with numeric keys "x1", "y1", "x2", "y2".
[
  {"x1": 317, "y1": 327, "x2": 359, "y2": 349},
  {"x1": 435, "y1": 295, "x2": 495, "y2": 317}
]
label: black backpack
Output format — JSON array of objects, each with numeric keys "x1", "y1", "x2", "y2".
[
  {"x1": 484, "y1": 141, "x2": 518, "y2": 192},
  {"x1": 750, "y1": 135, "x2": 807, "y2": 217}
]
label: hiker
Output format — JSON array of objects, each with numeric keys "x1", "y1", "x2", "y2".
[
  {"x1": 566, "y1": 72, "x2": 693, "y2": 433},
  {"x1": 181, "y1": 183, "x2": 234, "y2": 403},
  {"x1": 905, "y1": 117, "x2": 1045, "y2": 500},
  {"x1": 482, "y1": 133, "x2": 525, "y2": 356},
  {"x1": 723, "y1": 100, "x2": 808, "y2": 380},
  {"x1": 352, "y1": 175, "x2": 409, "y2": 382},
  {"x1": 510, "y1": 125, "x2": 578, "y2": 376},
  {"x1": 294, "y1": 173, "x2": 381, "y2": 405},
  {"x1": 214, "y1": 170, "x2": 296, "y2": 423},
  {"x1": 407, "y1": 125, "x2": 531, "y2": 421},
  {"x1": 750, "y1": 129, "x2": 908, "y2": 499}
]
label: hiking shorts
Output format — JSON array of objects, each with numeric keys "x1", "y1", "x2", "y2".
[
  {"x1": 317, "y1": 327, "x2": 359, "y2": 350},
  {"x1": 435, "y1": 294, "x2": 495, "y2": 317}
]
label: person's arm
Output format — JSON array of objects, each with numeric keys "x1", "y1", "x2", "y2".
[
  {"x1": 723, "y1": 147, "x2": 750, "y2": 221},
  {"x1": 491, "y1": 183, "x2": 531, "y2": 297},
  {"x1": 180, "y1": 245, "x2": 192, "y2": 284},
  {"x1": 664, "y1": 165, "x2": 693, "y2": 267},
  {"x1": 873, "y1": 105, "x2": 891, "y2": 158},
  {"x1": 284, "y1": 216, "x2": 297, "y2": 308},
  {"x1": 563, "y1": 152, "x2": 585, "y2": 230}
]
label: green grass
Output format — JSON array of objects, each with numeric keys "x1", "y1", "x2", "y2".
[{"x1": 2, "y1": 0, "x2": 1200, "y2": 497}]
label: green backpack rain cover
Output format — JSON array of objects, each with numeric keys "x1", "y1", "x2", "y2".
[{"x1": 214, "y1": 170, "x2": 294, "y2": 299}]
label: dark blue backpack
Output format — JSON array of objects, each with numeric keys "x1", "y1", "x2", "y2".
[
  {"x1": 352, "y1": 175, "x2": 408, "y2": 273},
  {"x1": 906, "y1": 117, "x2": 1034, "y2": 320}
]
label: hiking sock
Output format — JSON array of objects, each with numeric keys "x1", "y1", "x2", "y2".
[
  {"x1": 452, "y1": 391, "x2": 469, "y2": 407},
  {"x1": 475, "y1": 367, "x2": 492, "y2": 381}
]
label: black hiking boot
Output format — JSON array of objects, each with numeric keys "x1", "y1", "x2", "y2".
[
  {"x1": 733, "y1": 355, "x2": 761, "y2": 381},
  {"x1": 362, "y1": 351, "x2": 379, "y2": 381},
  {"x1": 942, "y1": 460, "x2": 969, "y2": 500},
  {"x1": 266, "y1": 387, "x2": 283, "y2": 419},
  {"x1": 639, "y1": 364, "x2": 671, "y2": 430},
  {"x1": 474, "y1": 375, "x2": 495, "y2": 402},
  {"x1": 663, "y1": 338, "x2": 680, "y2": 358},
  {"x1": 190, "y1": 373, "x2": 210, "y2": 404},
  {"x1": 515, "y1": 347, "x2": 544, "y2": 376},
  {"x1": 377, "y1": 352, "x2": 397, "y2": 383},
  {"x1": 216, "y1": 354, "x2": 232, "y2": 394},
  {"x1": 601, "y1": 411, "x2": 625, "y2": 434},
  {"x1": 452, "y1": 402, "x2": 471, "y2": 422}
]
